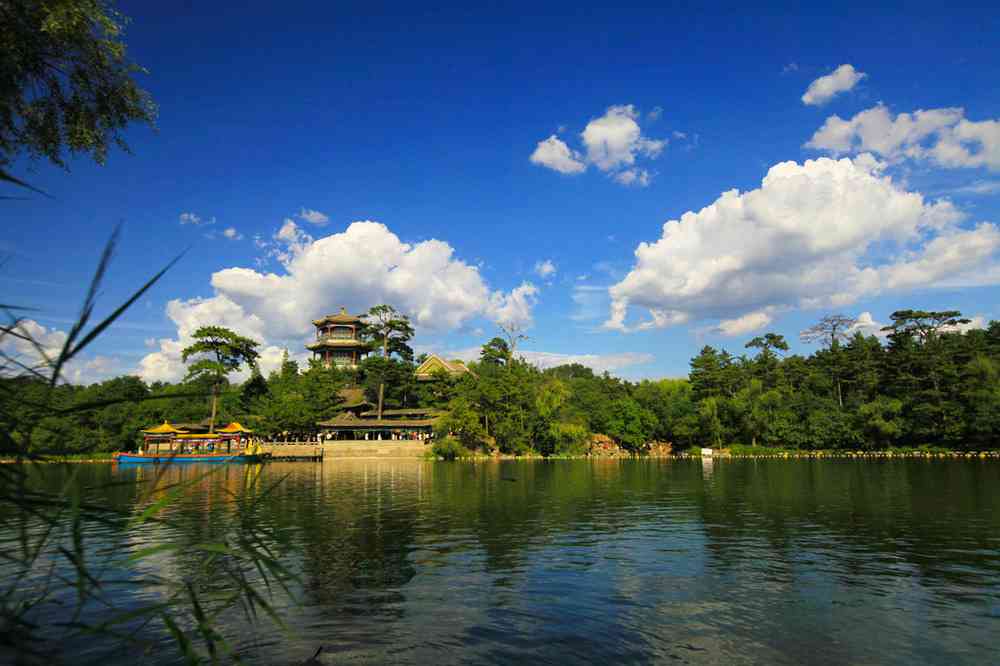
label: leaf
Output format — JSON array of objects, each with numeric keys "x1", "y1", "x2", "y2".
[{"x1": 0, "y1": 168, "x2": 51, "y2": 197}]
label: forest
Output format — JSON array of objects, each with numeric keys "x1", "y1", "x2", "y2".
[{"x1": 3, "y1": 309, "x2": 999, "y2": 457}]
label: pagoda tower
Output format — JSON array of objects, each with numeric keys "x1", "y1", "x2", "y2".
[{"x1": 307, "y1": 307, "x2": 369, "y2": 368}]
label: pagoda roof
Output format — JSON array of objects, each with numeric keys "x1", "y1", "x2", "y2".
[
  {"x1": 360, "y1": 408, "x2": 444, "y2": 418},
  {"x1": 313, "y1": 307, "x2": 363, "y2": 326},
  {"x1": 217, "y1": 422, "x2": 253, "y2": 433},
  {"x1": 142, "y1": 421, "x2": 188, "y2": 434},
  {"x1": 317, "y1": 416, "x2": 441, "y2": 429}
]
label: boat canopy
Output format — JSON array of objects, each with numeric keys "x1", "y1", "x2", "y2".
[
  {"x1": 142, "y1": 421, "x2": 188, "y2": 435},
  {"x1": 217, "y1": 422, "x2": 253, "y2": 433}
]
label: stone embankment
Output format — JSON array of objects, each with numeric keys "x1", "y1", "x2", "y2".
[{"x1": 262, "y1": 440, "x2": 430, "y2": 459}]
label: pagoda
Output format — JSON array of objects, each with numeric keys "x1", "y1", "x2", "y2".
[{"x1": 307, "y1": 307, "x2": 370, "y2": 368}]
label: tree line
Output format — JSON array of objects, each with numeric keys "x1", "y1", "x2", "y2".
[{"x1": 3, "y1": 309, "x2": 998, "y2": 455}]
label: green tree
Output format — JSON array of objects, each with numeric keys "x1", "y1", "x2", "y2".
[
  {"x1": 1, "y1": 0, "x2": 156, "y2": 185},
  {"x1": 801, "y1": 314, "x2": 858, "y2": 408},
  {"x1": 180, "y1": 326, "x2": 260, "y2": 433},
  {"x1": 362, "y1": 304, "x2": 415, "y2": 418}
]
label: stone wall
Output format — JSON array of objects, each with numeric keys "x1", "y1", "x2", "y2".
[{"x1": 262, "y1": 440, "x2": 430, "y2": 459}]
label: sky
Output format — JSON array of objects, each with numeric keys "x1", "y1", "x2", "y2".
[{"x1": 3, "y1": 1, "x2": 1000, "y2": 384}]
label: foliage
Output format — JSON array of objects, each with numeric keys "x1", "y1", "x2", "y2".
[
  {"x1": 181, "y1": 325, "x2": 260, "y2": 432},
  {"x1": 0, "y1": 0, "x2": 156, "y2": 183},
  {"x1": 361, "y1": 304, "x2": 415, "y2": 418},
  {"x1": 1, "y1": 240, "x2": 294, "y2": 664},
  {"x1": 431, "y1": 436, "x2": 470, "y2": 460}
]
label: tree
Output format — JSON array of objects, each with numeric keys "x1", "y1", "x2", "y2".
[
  {"x1": 800, "y1": 314, "x2": 858, "y2": 348},
  {"x1": 180, "y1": 326, "x2": 260, "y2": 433},
  {"x1": 801, "y1": 314, "x2": 858, "y2": 407},
  {"x1": 745, "y1": 333, "x2": 789, "y2": 389},
  {"x1": 362, "y1": 305, "x2": 415, "y2": 419},
  {"x1": 479, "y1": 337, "x2": 510, "y2": 366},
  {"x1": 1, "y1": 0, "x2": 157, "y2": 186},
  {"x1": 498, "y1": 321, "x2": 528, "y2": 360}
]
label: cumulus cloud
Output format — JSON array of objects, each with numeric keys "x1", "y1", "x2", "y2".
[
  {"x1": 179, "y1": 212, "x2": 215, "y2": 226},
  {"x1": 848, "y1": 311, "x2": 888, "y2": 338},
  {"x1": 606, "y1": 156, "x2": 1000, "y2": 332},
  {"x1": 530, "y1": 105, "x2": 666, "y2": 186},
  {"x1": 488, "y1": 282, "x2": 539, "y2": 329},
  {"x1": 534, "y1": 259, "x2": 557, "y2": 279},
  {"x1": 806, "y1": 104, "x2": 1000, "y2": 171},
  {"x1": 714, "y1": 311, "x2": 774, "y2": 336},
  {"x1": 801, "y1": 64, "x2": 866, "y2": 106},
  {"x1": 139, "y1": 221, "x2": 539, "y2": 382},
  {"x1": 297, "y1": 208, "x2": 330, "y2": 226},
  {"x1": 223, "y1": 227, "x2": 243, "y2": 240},
  {"x1": 582, "y1": 105, "x2": 665, "y2": 172},
  {"x1": 1, "y1": 319, "x2": 122, "y2": 384},
  {"x1": 530, "y1": 135, "x2": 586, "y2": 174}
]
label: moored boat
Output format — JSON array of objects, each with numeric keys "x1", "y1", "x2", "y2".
[
  {"x1": 113, "y1": 452, "x2": 258, "y2": 464},
  {"x1": 116, "y1": 421, "x2": 266, "y2": 463}
]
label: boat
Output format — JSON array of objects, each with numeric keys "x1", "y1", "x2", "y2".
[
  {"x1": 114, "y1": 421, "x2": 267, "y2": 464},
  {"x1": 113, "y1": 452, "x2": 258, "y2": 464}
]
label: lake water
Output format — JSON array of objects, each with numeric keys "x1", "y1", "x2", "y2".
[{"x1": 4, "y1": 458, "x2": 1000, "y2": 664}]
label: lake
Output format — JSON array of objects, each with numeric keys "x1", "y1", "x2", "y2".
[{"x1": 3, "y1": 458, "x2": 999, "y2": 664}]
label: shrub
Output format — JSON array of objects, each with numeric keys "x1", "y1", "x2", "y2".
[{"x1": 432, "y1": 437, "x2": 469, "y2": 460}]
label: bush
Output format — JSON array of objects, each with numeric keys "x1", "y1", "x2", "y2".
[{"x1": 431, "y1": 437, "x2": 469, "y2": 460}]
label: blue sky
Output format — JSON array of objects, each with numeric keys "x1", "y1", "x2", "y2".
[{"x1": 3, "y1": 1, "x2": 1000, "y2": 383}]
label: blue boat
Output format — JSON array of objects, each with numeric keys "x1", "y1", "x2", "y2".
[{"x1": 113, "y1": 452, "x2": 260, "y2": 464}]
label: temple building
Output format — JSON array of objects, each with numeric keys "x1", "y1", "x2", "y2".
[
  {"x1": 307, "y1": 307, "x2": 370, "y2": 368},
  {"x1": 414, "y1": 354, "x2": 473, "y2": 381}
]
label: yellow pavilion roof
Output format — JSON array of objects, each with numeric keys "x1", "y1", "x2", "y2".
[
  {"x1": 142, "y1": 421, "x2": 188, "y2": 434},
  {"x1": 217, "y1": 422, "x2": 253, "y2": 433}
]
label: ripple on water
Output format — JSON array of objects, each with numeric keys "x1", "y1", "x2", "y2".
[{"x1": 4, "y1": 458, "x2": 1000, "y2": 665}]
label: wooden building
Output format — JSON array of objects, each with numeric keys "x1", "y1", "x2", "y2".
[{"x1": 306, "y1": 307, "x2": 370, "y2": 368}]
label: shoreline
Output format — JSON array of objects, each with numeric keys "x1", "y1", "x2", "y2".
[{"x1": 5, "y1": 448, "x2": 1000, "y2": 464}]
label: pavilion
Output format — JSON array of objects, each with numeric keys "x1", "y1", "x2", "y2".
[
  {"x1": 306, "y1": 307, "x2": 370, "y2": 368},
  {"x1": 316, "y1": 408, "x2": 443, "y2": 441}
]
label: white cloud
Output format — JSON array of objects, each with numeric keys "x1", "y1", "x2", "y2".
[
  {"x1": 530, "y1": 135, "x2": 586, "y2": 174},
  {"x1": 614, "y1": 168, "x2": 652, "y2": 187},
  {"x1": 488, "y1": 282, "x2": 539, "y2": 329},
  {"x1": 806, "y1": 104, "x2": 1000, "y2": 171},
  {"x1": 534, "y1": 259, "x2": 557, "y2": 279},
  {"x1": 0, "y1": 319, "x2": 121, "y2": 384},
  {"x1": 139, "y1": 221, "x2": 539, "y2": 382},
  {"x1": 223, "y1": 227, "x2": 243, "y2": 240},
  {"x1": 606, "y1": 156, "x2": 1000, "y2": 332},
  {"x1": 297, "y1": 208, "x2": 330, "y2": 226},
  {"x1": 948, "y1": 180, "x2": 1000, "y2": 196},
  {"x1": 801, "y1": 64, "x2": 866, "y2": 106},
  {"x1": 581, "y1": 105, "x2": 665, "y2": 171},
  {"x1": 714, "y1": 311, "x2": 774, "y2": 336},
  {"x1": 440, "y1": 345, "x2": 654, "y2": 374},
  {"x1": 848, "y1": 311, "x2": 888, "y2": 338},
  {"x1": 179, "y1": 212, "x2": 215, "y2": 226},
  {"x1": 531, "y1": 105, "x2": 667, "y2": 185},
  {"x1": 782, "y1": 62, "x2": 799, "y2": 74}
]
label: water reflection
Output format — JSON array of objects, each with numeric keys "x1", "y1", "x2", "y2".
[{"x1": 6, "y1": 459, "x2": 999, "y2": 664}]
